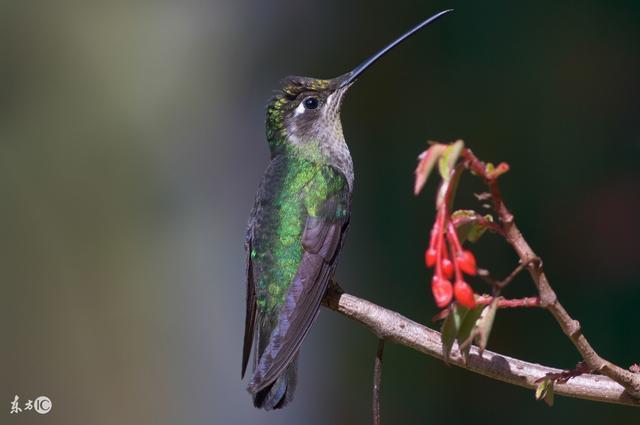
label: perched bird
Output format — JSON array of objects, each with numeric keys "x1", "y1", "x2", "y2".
[{"x1": 243, "y1": 10, "x2": 453, "y2": 410}]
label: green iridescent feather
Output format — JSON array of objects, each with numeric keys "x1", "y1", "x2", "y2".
[{"x1": 251, "y1": 156, "x2": 348, "y2": 313}]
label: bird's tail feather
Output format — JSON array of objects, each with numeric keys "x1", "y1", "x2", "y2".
[{"x1": 252, "y1": 358, "x2": 298, "y2": 410}]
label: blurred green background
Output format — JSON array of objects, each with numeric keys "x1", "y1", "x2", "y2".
[{"x1": 2, "y1": 1, "x2": 639, "y2": 424}]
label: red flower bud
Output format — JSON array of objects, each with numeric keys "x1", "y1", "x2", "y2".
[
  {"x1": 441, "y1": 258, "x2": 454, "y2": 279},
  {"x1": 456, "y1": 250, "x2": 477, "y2": 276},
  {"x1": 425, "y1": 248, "x2": 437, "y2": 268},
  {"x1": 454, "y1": 280, "x2": 476, "y2": 308},
  {"x1": 431, "y1": 276, "x2": 453, "y2": 308}
]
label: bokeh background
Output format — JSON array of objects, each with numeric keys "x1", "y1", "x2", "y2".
[{"x1": 2, "y1": 1, "x2": 639, "y2": 424}]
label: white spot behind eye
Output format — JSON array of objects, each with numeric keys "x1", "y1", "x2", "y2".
[{"x1": 294, "y1": 101, "x2": 306, "y2": 116}]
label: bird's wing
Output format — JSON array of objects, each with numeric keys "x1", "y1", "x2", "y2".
[
  {"x1": 248, "y1": 167, "x2": 351, "y2": 393},
  {"x1": 241, "y1": 235, "x2": 257, "y2": 378},
  {"x1": 242, "y1": 154, "x2": 288, "y2": 379}
]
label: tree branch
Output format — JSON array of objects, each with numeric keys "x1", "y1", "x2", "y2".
[
  {"x1": 372, "y1": 339, "x2": 384, "y2": 425},
  {"x1": 322, "y1": 283, "x2": 640, "y2": 407},
  {"x1": 462, "y1": 148, "x2": 640, "y2": 399}
]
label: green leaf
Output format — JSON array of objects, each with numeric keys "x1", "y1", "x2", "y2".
[
  {"x1": 485, "y1": 162, "x2": 495, "y2": 174},
  {"x1": 440, "y1": 304, "x2": 467, "y2": 363},
  {"x1": 535, "y1": 378, "x2": 555, "y2": 407},
  {"x1": 535, "y1": 382, "x2": 545, "y2": 400},
  {"x1": 435, "y1": 162, "x2": 465, "y2": 210},
  {"x1": 451, "y1": 304, "x2": 467, "y2": 328},
  {"x1": 474, "y1": 298, "x2": 498, "y2": 354},
  {"x1": 414, "y1": 144, "x2": 446, "y2": 195},
  {"x1": 452, "y1": 210, "x2": 493, "y2": 244},
  {"x1": 456, "y1": 304, "x2": 485, "y2": 363},
  {"x1": 438, "y1": 140, "x2": 465, "y2": 181},
  {"x1": 468, "y1": 215, "x2": 493, "y2": 243},
  {"x1": 451, "y1": 210, "x2": 477, "y2": 220},
  {"x1": 440, "y1": 317, "x2": 456, "y2": 364},
  {"x1": 545, "y1": 384, "x2": 555, "y2": 407}
]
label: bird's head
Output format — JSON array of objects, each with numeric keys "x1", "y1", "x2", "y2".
[
  {"x1": 266, "y1": 75, "x2": 351, "y2": 156},
  {"x1": 265, "y1": 9, "x2": 453, "y2": 158}
]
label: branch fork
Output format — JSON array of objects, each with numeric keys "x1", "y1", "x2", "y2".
[{"x1": 322, "y1": 141, "x2": 640, "y2": 419}]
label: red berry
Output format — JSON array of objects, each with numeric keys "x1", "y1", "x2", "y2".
[
  {"x1": 425, "y1": 248, "x2": 437, "y2": 268},
  {"x1": 457, "y1": 250, "x2": 477, "y2": 276},
  {"x1": 441, "y1": 258, "x2": 454, "y2": 279},
  {"x1": 454, "y1": 280, "x2": 476, "y2": 308},
  {"x1": 431, "y1": 276, "x2": 453, "y2": 308}
]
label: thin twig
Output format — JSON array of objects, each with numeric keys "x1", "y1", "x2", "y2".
[
  {"x1": 373, "y1": 339, "x2": 384, "y2": 425},
  {"x1": 495, "y1": 257, "x2": 541, "y2": 290},
  {"x1": 476, "y1": 295, "x2": 540, "y2": 308},
  {"x1": 462, "y1": 148, "x2": 640, "y2": 399},
  {"x1": 322, "y1": 283, "x2": 639, "y2": 407},
  {"x1": 431, "y1": 296, "x2": 540, "y2": 322},
  {"x1": 478, "y1": 257, "x2": 541, "y2": 293}
]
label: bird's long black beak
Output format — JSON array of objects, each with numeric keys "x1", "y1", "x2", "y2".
[{"x1": 339, "y1": 9, "x2": 453, "y2": 88}]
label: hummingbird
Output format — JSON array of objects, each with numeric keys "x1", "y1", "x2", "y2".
[{"x1": 243, "y1": 10, "x2": 453, "y2": 410}]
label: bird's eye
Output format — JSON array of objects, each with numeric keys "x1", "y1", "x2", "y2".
[{"x1": 303, "y1": 97, "x2": 319, "y2": 110}]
